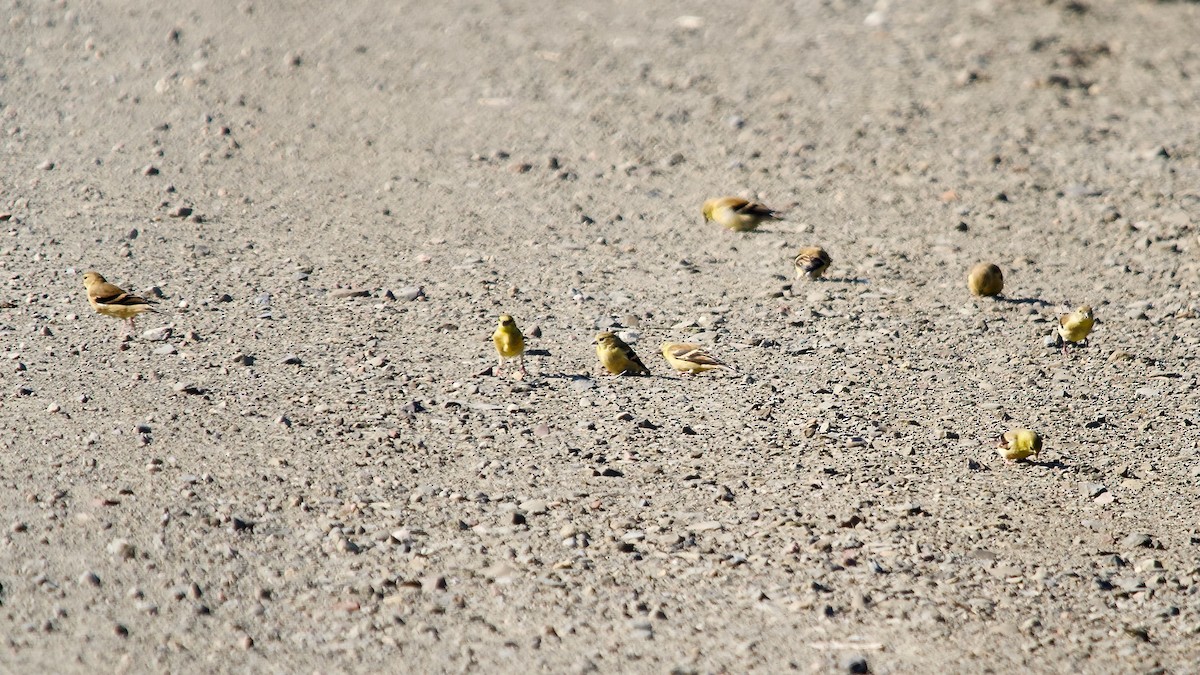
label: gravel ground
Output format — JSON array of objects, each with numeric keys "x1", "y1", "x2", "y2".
[{"x1": 3, "y1": 0, "x2": 1200, "y2": 672}]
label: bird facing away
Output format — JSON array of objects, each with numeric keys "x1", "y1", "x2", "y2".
[
  {"x1": 82, "y1": 271, "x2": 156, "y2": 333},
  {"x1": 967, "y1": 262, "x2": 1004, "y2": 297},
  {"x1": 595, "y1": 332, "x2": 650, "y2": 376},
  {"x1": 492, "y1": 314, "x2": 526, "y2": 378},
  {"x1": 661, "y1": 342, "x2": 735, "y2": 375},
  {"x1": 1056, "y1": 306, "x2": 1095, "y2": 354},
  {"x1": 794, "y1": 246, "x2": 833, "y2": 280},
  {"x1": 702, "y1": 197, "x2": 782, "y2": 232},
  {"x1": 996, "y1": 429, "x2": 1043, "y2": 462}
]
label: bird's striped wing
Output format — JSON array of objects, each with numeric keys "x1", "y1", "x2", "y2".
[{"x1": 666, "y1": 343, "x2": 729, "y2": 369}]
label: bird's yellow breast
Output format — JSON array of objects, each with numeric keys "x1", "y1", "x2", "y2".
[
  {"x1": 493, "y1": 327, "x2": 524, "y2": 358},
  {"x1": 1059, "y1": 315, "x2": 1094, "y2": 342}
]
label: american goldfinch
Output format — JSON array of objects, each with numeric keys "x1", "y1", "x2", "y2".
[
  {"x1": 967, "y1": 262, "x2": 1004, "y2": 297},
  {"x1": 794, "y1": 246, "x2": 832, "y2": 280},
  {"x1": 595, "y1": 332, "x2": 650, "y2": 376},
  {"x1": 492, "y1": 314, "x2": 526, "y2": 378},
  {"x1": 1056, "y1": 306, "x2": 1095, "y2": 354},
  {"x1": 996, "y1": 429, "x2": 1043, "y2": 462},
  {"x1": 82, "y1": 271, "x2": 156, "y2": 332},
  {"x1": 661, "y1": 342, "x2": 735, "y2": 375},
  {"x1": 702, "y1": 197, "x2": 781, "y2": 232}
]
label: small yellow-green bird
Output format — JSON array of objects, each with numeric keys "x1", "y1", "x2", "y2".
[
  {"x1": 661, "y1": 342, "x2": 735, "y2": 375},
  {"x1": 794, "y1": 246, "x2": 832, "y2": 280},
  {"x1": 492, "y1": 314, "x2": 526, "y2": 377},
  {"x1": 702, "y1": 196, "x2": 782, "y2": 232},
  {"x1": 1056, "y1": 306, "x2": 1095, "y2": 355},
  {"x1": 82, "y1": 271, "x2": 156, "y2": 333},
  {"x1": 996, "y1": 429, "x2": 1043, "y2": 462},
  {"x1": 967, "y1": 262, "x2": 1004, "y2": 297},
  {"x1": 595, "y1": 332, "x2": 650, "y2": 376}
]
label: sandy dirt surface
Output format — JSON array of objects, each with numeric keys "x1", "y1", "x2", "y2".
[{"x1": 3, "y1": 0, "x2": 1200, "y2": 672}]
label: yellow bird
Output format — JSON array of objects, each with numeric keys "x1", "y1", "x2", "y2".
[
  {"x1": 702, "y1": 197, "x2": 782, "y2": 232},
  {"x1": 492, "y1": 314, "x2": 526, "y2": 377},
  {"x1": 82, "y1": 271, "x2": 156, "y2": 333},
  {"x1": 967, "y1": 262, "x2": 1004, "y2": 297},
  {"x1": 661, "y1": 342, "x2": 735, "y2": 375},
  {"x1": 595, "y1": 332, "x2": 650, "y2": 376},
  {"x1": 794, "y1": 246, "x2": 832, "y2": 280},
  {"x1": 1056, "y1": 306, "x2": 1095, "y2": 354},
  {"x1": 996, "y1": 429, "x2": 1043, "y2": 462}
]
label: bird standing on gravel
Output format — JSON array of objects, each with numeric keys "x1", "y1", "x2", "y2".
[
  {"x1": 967, "y1": 262, "x2": 1004, "y2": 297},
  {"x1": 702, "y1": 197, "x2": 782, "y2": 232},
  {"x1": 661, "y1": 342, "x2": 735, "y2": 375},
  {"x1": 492, "y1": 314, "x2": 526, "y2": 378},
  {"x1": 794, "y1": 246, "x2": 832, "y2": 280},
  {"x1": 595, "y1": 332, "x2": 650, "y2": 376},
  {"x1": 82, "y1": 271, "x2": 156, "y2": 334},
  {"x1": 996, "y1": 429, "x2": 1043, "y2": 462},
  {"x1": 1056, "y1": 306, "x2": 1094, "y2": 354}
]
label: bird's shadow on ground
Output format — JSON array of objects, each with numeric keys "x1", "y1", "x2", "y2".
[
  {"x1": 823, "y1": 277, "x2": 869, "y2": 285},
  {"x1": 1030, "y1": 458, "x2": 1071, "y2": 471},
  {"x1": 980, "y1": 457, "x2": 1072, "y2": 472},
  {"x1": 997, "y1": 295, "x2": 1052, "y2": 307}
]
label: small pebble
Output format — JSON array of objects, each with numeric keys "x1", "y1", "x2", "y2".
[
  {"x1": 1120, "y1": 533, "x2": 1152, "y2": 549},
  {"x1": 396, "y1": 286, "x2": 424, "y2": 301},
  {"x1": 842, "y1": 654, "x2": 870, "y2": 674},
  {"x1": 107, "y1": 539, "x2": 136, "y2": 560},
  {"x1": 142, "y1": 326, "x2": 172, "y2": 342}
]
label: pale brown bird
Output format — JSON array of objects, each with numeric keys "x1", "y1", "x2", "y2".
[
  {"x1": 1056, "y1": 306, "x2": 1094, "y2": 355},
  {"x1": 661, "y1": 342, "x2": 735, "y2": 375},
  {"x1": 595, "y1": 332, "x2": 650, "y2": 376},
  {"x1": 702, "y1": 197, "x2": 782, "y2": 232},
  {"x1": 967, "y1": 262, "x2": 1004, "y2": 297},
  {"x1": 794, "y1": 246, "x2": 832, "y2": 280},
  {"x1": 82, "y1": 271, "x2": 156, "y2": 333},
  {"x1": 492, "y1": 314, "x2": 526, "y2": 378},
  {"x1": 996, "y1": 429, "x2": 1043, "y2": 463}
]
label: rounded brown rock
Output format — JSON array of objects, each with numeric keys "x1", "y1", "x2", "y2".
[{"x1": 967, "y1": 262, "x2": 1004, "y2": 297}]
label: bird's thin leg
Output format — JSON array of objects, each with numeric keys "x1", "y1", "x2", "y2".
[
  {"x1": 517, "y1": 353, "x2": 527, "y2": 378},
  {"x1": 495, "y1": 356, "x2": 504, "y2": 377}
]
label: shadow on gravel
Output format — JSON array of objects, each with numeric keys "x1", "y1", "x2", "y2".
[
  {"x1": 997, "y1": 295, "x2": 1052, "y2": 307},
  {"x1": 1031, "y1": 458, "x2": 1072, "y2": 471}
]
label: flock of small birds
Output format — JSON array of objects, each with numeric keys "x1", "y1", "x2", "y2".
[{"x1": 82, "y1": 195, "x2": 1098, "y2": 468}]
